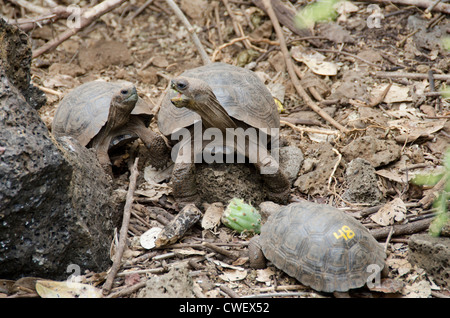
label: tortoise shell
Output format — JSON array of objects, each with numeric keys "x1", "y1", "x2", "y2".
[
  {"x1": 259, "y1": 201, "x2": 386, "y2": 292},
  {"x1": 52, "y1": 81, "x2": 151, "y2": 146},
  {"x1": 157, "y1": 62, "x2": 279, "y2": 136}
]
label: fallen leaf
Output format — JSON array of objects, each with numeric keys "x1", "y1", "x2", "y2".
[
  {"x1": 370, "y1": 198, "x2": 406, "y2": 226},
  {"x1": 368, "y1": 278, "x2": 404, "y2": 293},
  {"x1": 219, "y1": 269, "x2": 248, "y2": 282},
  {"x1": 256, "y1": 268, "x2": 275, "y2": 284},
  {"x1": 291, "y1": 46, "x2": 338, "y2": 76},
  {"x1": 403, "y1": 280, "x2": 432, "y2": 298},
  {"x1": 35, "y1": 280, "x2": 103, "y2": 298},
  {"x1": 201, "y1": 202, "x2": 224, "y2": 230},
  {"x1": 140, "y1": 227, "x2": 163, "y2": 249},
  {"x1": 372, "y1": 84, "x2": 412, "y2": 103},
  {"x1": 144, "y1": 162, "x2": 173, "y2": 184}
]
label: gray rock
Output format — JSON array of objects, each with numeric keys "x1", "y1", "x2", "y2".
[
  {"x1": 0, "y1": 18, "x2": 46, "y2": 110},
  {"x1": 138, "y1": 266, "x2": 195, "y2": 298},
  {"x1": 408, "y1": 234, "x2": 450, "y2": 288},
  {"x1": 343, "y1": 158, "x2": 383, "y2": 205},
  {"x1": 0, "y1": 64, "x2": 119, "y2": 280}
]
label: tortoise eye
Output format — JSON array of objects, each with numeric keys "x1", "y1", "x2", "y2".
[
  {"x1": 121, "y1": 89, "x2": 129, "y2": 95},
  {"x1": 175, "y1": 80, "x2": 188, "y2": 91}
]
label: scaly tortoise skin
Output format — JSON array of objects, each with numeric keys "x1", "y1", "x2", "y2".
[
  {"x1": 250, "y1": 201, "x2": 386, "y2": 293},
  {"x1": 52, "y1": 81, "x2": 169, "y2": 172},
  {"x1": 158, "y1": 62, "x2": 290, "y2": 206}
]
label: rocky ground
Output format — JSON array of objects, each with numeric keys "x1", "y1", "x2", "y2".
[{"x1": 0, "y1": 0, "x2": 449, "y2": 298}]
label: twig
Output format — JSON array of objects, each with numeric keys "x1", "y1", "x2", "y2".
[
  {"x1": 376, "y1": 71, "x2": 450, "y2": 81},
  {"x1": 280, "y1": 120, "x2": 340, "y2": 135},
  {"x1": 315, "y1": 48, "x2": 383, "y2": 70},
  {"x1": 32, "y1": 0, "x2": 128, "y2": 58},
  {"x1": 106, "y1": 281, "x2": 147, "y2": 298},
  {"x1": 262, "y1": 0, "x2": 349, "y2": 133},
  {"x1": 358, "y1": 0, "x2": 450, "y2": 14},
  {"x1": 369, "y1": 82, "x2": 392, "y2": 107},
  {"x1": 419, "y1": 173, "x2": 448, "y2": 208},
  {"x1": 202, "y1": 242, "x2": 239, "y2": 260},
  {"x1": 165, "y1": 0, "x2": 211, "y2": 65},
  {"x1": 8, "y1": 0, "x2": 49, "y2": 14},
  {"x1": 211, "y1": 35, "x2": 279, "y2": 61},
  {"x1": 370, "y1": 218, "x2": 432, "y2": 240},
  {"x1": 102, "y1": 157, "x2": 139, "y2": 296},
  {"x1": 222, "y1": 0, "x2": 252, "y2": 50},
  {"x1": 219, "y1": 284, "x2": 240, "y2": 298},
  {"x1": 127, "y1": 0, "x2": 154, "y2": 20}
]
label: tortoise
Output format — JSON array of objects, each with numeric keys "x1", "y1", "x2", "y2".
[
  {"x1": 52, "y1": 81, "x2": 170, "y2": 172},
  {"x1": 158, "y1": 62, "x2": 290, "y2": 206},
  {"x1": 249, "y1": 201, "x2": 386, "y2": 293}
]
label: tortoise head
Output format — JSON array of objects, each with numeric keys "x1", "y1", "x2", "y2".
[
  {"x1": 170, "y1": 77, "x2": 213, "y2": 111},
  {"x1": 112, "y1": 83, "x2": 139, "y2": 111}
]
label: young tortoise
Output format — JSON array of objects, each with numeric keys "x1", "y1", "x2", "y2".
[
  {"x1": 52, "y1": 81, "x2": 170, "y2": 173},
  {"x1": 157, "y1": 62, "x2": 290, "y2": 207},
  {"x1": 249, "y1": 201, "x2": 386, "y2": 293}
]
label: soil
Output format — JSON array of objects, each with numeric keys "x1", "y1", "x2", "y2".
[{"x1": 1, "y1": 0, "x2": 449, "y2": 298}]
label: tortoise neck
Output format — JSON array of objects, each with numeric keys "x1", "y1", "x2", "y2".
[{"x1": 191, "y1": 90, "x2": 237, "y2": 131}]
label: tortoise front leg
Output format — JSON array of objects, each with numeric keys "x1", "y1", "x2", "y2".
[
  {"x1": 234, "y1": 131, "x2": 290, "y2": 204},
  {"x1": 116, "y1": 117, "x2": 171, "y2": 170},
  {"x1": 171, "y1": 139, "x2": 201, "y2": 208}
]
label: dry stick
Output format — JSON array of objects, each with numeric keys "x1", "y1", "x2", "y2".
[
  {"x1": 8, "y1": 0, "x2": 49, "y2": 14},
  {"x1": 102, "y1": 157, "x2": 139, "y2": 295},
  {"x1": 222, "y1": 0, "x2": 252, "y2": 50},
  {"x1": 211, "y1": 35, "x2": 279, "y2": 61},
  {"x1": 261, "y1": 0, "x2": 349, "y2": 133},
  {"x1": 106, "y1": 281, "x2": 147, "y2": 298},
  {"x1": 202, "y1": 242, "x2": 239, "y2": 260},
  {"x1": 370, "y1": 218, "x2": 432, "y2": 240},
  {"x1": 376, "y1": 71, "x2": 450, "y2": 81},
  {"x1": 127, "y1": 0, "x2": 154, "y2": 20},
  {"x1": 358, "y1": 0, "x2": 450, "y2": 14},
  {"x1": 280, "y1": 120, "x2": 339, "y2": 136},
  {"x1": 32, "y1": 0, "x2": 128, "y2": 58},
  {"x1": 165, "y1": 0, "x2": 211, "y2": 65},
  {"x1": 6, "y1": 6, "x2": 74, "y2": 31}
]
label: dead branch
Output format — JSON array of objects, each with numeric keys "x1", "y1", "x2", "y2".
[
  {"x1": 165, "y1": 0, "x2": 211, "y2": 65},
  {"x1": 32, "y1": 0, "x2": 128, "y2": 58},
  {"x1": 358, "y1": 0, "x2": 450, "y2": 14},
  {"x1": 376, "y1": 71, "x2": 450, "y2": 81},
  {"x1": 4, "y1": 6, "x2": 75, "y2": 32},
  {"x1": 102, "y1": 157, "x2": 139, "y2": 296},
  {"x1": 370, "y1": 218, "x2": 432, "y2": 240},
  {"x1": 261, "y1": 0, "x2": 349, "y2": 133},
  {"x1": 222, "y1": 0, "x2": 252, "y2": 50},
  {"x1": 8, "y1": 0, "x2": 49, "y2": 14}
]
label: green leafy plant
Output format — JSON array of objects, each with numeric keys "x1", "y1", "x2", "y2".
[
  {"x1": 295, "y1": 0, "x2": 338, "y2": 29},
  {"x1": 412, "y1": 148, "x2": 450, "y2": 236}
]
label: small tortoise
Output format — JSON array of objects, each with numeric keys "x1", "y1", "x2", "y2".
[
  {"x1": 52, "y1": 81, "x2": 170, "y2": 172},
  {"x1": 249, "y1": 201, "x2": 386, "y2": 293},
  {"x1": 158, "y1": 62, "x2": 290, "y2": 206}
]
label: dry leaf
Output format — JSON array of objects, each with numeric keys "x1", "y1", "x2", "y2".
[
  {"x1": 219, "y1": 269, "x2": 248, "y2": 282},
  {"x1": 140, "y1": 227, "x2": 163, "y2": 249},
  {"x1": 403, "y1": 280, "x2": 432, "y2": 298},
  {"x1": 372, "y1": 84, "x2": 412, "y2": 103},
  {"x1": 35, "y1": 280, "x2": 103, "y2": 298},
  {"x1": 370, "y1": 198, "x2": 406, "y2": 226},
  {"x1": 201, "y1": 202, "x2": 224, "y2": 230},
  {"x1": 144, "y1": 162, "x2": 173, "y2": 184},
  {"x1": 256, "y1": 268, "x2": 275, "y2": 284},
  {"x1": 291, "y1": 46, "x2": 338, "y2": 76}
]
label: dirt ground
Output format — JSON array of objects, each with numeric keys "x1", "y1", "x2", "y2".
[{"x1": 1, "y1": 0, "x2": 449, "y2": 298}]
